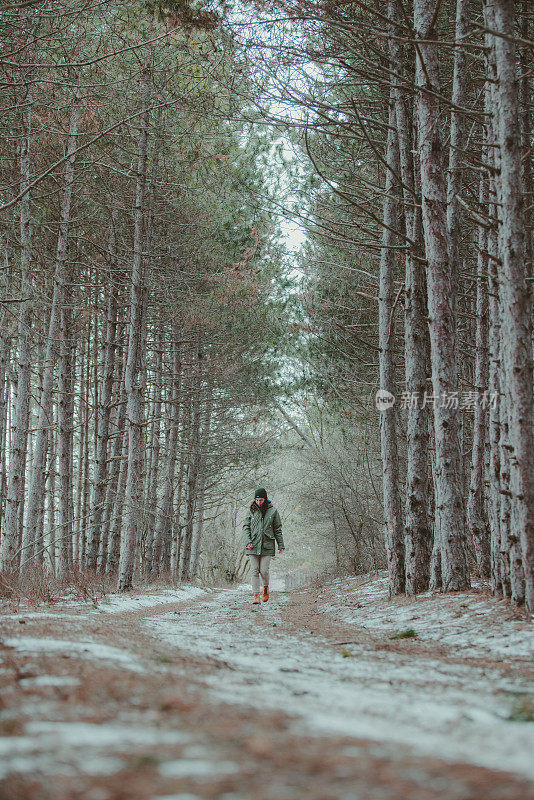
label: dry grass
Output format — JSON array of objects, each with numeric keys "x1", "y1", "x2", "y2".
[
  {"x1": 0, "y1": 567, "x2": 113, "y2": 608},
  {"x1": 0, "y1": 566, "x2": 201, "y2": 609}
]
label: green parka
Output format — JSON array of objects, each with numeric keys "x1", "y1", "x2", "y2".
[{"x1": 243, "y1": 501, "x2": 284, "y2": 556}]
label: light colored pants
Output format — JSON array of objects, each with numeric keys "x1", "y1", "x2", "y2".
[{"x1": 249, "y1": 554, "x2": 271, "y2": 593}]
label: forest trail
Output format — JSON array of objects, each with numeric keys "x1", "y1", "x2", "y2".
[{"x1": 1, "y1": 577, "x2": 533, "y2": 800}]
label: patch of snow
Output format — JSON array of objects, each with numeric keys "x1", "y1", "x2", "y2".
[
  {"x1": 0, "y1": 586, "x2": 206, "y2": 619},
  {"x1": 0, "y1": 737, "x2": 39, "y2": 757},
  {"x1": 152, "y1": 795, "x2": 204, "y2": 800},
  {"x1": 80, "y1": 755, "x2": 127, "y2": 775},
  {"x1": 318, "y1": 575, "x2": 534, "y2": 659},
  {"x1": 19, "y1": 675, "x2": 80, "y2": 688},
  {"x1": 3, "y1": 637, "x2": 145, "y2": 672},
  {"x1": 0, "y1": 753, "x2": 124, "y2": 778},
  {"x1": 26, "y1": 721, "x2": 187, "y2": 747},
  {"x1": 0, "y1": 722, "x2": 189, "y2": 780},
  {"x1": 146, "y1": 587, "x2": 534, "y2": 781},
  {"x1": 90, "y1": 586, "x2": 206, "y2": 614},
  {"x1": 2, "y1": 612, "x2": 89, "y2": 621},
  {"x1": 159, "y1": 759, "x2": 239, "y2": 779},
  {"x1": 1, "y1": 700, "x2": 66, "y2": 721}
]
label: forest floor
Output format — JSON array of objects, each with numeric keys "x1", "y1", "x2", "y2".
[{"x1": 0, "y1": 574, "x2": 533, "y2": 800}]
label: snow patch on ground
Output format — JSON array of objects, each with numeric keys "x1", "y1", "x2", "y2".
[
  {"x1": 0, "y1": 752, "x2": 125, "y2": 778},
  {"x1": 0, "y1": 585, "x2": 206, "y2": 620},
  {"x1": 3, "y1": 637, "x2": 145, "y2": 672},
  {"x1": 159, "y1": 759, "x2": 239, "y2": 779},
  {"x1": 0, "y1": 722, "x2": 188, "y2": 780},
  {"x1": 319, "y1": 574, "x2": 534, "y2": 659},
  {"x1": 147, "y1": 586, "x2": 534, "y2": 781},
  {"x1": 26, "y1": 721, "x2": 187, "y2": 748},
  {"x1": 153, "y1": 796, "x2": 205, "y2": 800},
  {"x1": 2, "y1": 612, "x2": 89, "y2": 621},
  {"x1": 19, "y1": 674, "x2": 80, "y2": 688},
  {"x1": 91, "y1": 586, "x2": 206, "y2": 614}
]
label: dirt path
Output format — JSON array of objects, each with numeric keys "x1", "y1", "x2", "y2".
[{"x1": 1, "y1": 581, "x2": 533, "y2": 800}]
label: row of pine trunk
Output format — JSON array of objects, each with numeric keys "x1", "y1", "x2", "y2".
[{"x1": 378, "y1": 0, "x2": 533, "y2": 610}]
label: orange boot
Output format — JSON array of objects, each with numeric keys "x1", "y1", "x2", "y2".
[
  {"x1": 253, "y1": 593, "x2": 261, "y2": 604},
  {"x1": 262, "y1": 585, "x2": 269, "y2": 602}
]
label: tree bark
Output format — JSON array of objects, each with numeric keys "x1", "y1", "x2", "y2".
[
  {"x1": 518, "y1": 0, "x2": 533, "y2": 274},
  {"x1": 191, "y1": 393, "x2": 213, "y2": 580},
  {"x1": 151, "y1": 327, "x2": 181, "y2": 575},
  {"x1": 0, "y1": 319, "x2": 9, "y2": 547},
  {"x1": 390, "y1": 0, "x2": 431, "y2": 594},
  {"x1": 117, "y1": 73, "x2": 150, "y2": 592},
  {"x1": 144, "y1": 335, "x2": 162, "y2": 574},
  {"x1": 46, "y1": 425, "x2": 56, "y2": 575},
  {"x1": 170, "y1": 450, "x2": 185, "y2": 580},
  {"x1": 483, "y1": 9, "x2": 503, "y2": 595},
  {"x1": 467, "y1": 171, "x2": 491, "y2": 578},
  {"x1": 99, "y1": 334, "x2": 125, "y2": 572},
  {"x1": 377, "y1": 92, "x2": 404, "y2": 596},
  {"x1": 492, "y1": 0, "x2": 534, "y2": 611},
  {"x1": 2, "y1": 86, "x2": 33, "y2": 572},
  {"x1": 22, "y1": 95, "x2": 80, "y2": 570},
  {"x1": 86, "y1": 223, "x2": 118, "y2": 570},
  {"x1": 56, "y1": 273, "x2": 75, "y2": 578},
  {"x1": 180, "y1": 387, "x2": 202, "y2": 583},
  {"x1": 446, "y1": 0, "x2": 470, "y2": 303},
  {"x1": 106, "y1": 409, "x2": 128, "y2": 576},
  {"x1": 413, "y1": 0, "x2": 469, "y2": 591}
]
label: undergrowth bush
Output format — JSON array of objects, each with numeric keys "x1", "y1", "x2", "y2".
[
  {"x1": 0, "y1": 567, "x2": 113, "y2": 608},
  {"x1": 0, "y1": 567, "x2": 197, "y2": 608}
]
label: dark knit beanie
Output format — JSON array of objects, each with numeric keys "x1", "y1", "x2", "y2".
[{"x1": 254, "y1": 488, "x2": 268, "y2": 500}]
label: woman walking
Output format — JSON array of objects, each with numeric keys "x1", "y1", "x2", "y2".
[{"x1": 243, "y1": 488, "x2": 285, "y2": 604}]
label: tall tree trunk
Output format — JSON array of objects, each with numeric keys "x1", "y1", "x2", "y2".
[
  {"x1": 190, "y1": 393, "x2": 213, "y2": 580},
  {"x1": 151, "y1": 327, "x2": 181, "y2": 575},
  {"x1": 46, "y1": 426, "x2": 56, "y2": 575},
  {"x1": 22, "y1": 95, "x2": 80, "y2": 570},
  {"x1": 144, "y1": 336, "x2": 162, "y2": 573},
  {"x1": 180, "y1": 389, "x2": 202, "y2": 583},
  {"x1": 413, "y1": 0, "x2": 469, "y2": 591},
  {"x1": 117, "y1": 74, "x2": 150, "y2": 592},
  {"x1": 73, "y1": 327, "x2": 86, "y2": 567},
  {"x1": 428, "y1": 407, "x2": 442, "y2": 589},
  {"x1": 106, "y1": 408, "x2": 128, "y2": 576},
  {"x1": 518, "y1": 0, "x2": 533, "y2": 273},
  {"x1": 86, "y1": 224, "x2": 118, "y2": 570},
  {"x1": 2, "y1": 88, "x2": 33, "y2": 572},
  {"x1": 390, "y1": 0, "x2": 431, "y2": 594},
  {"x1": 190, "y1": 467, "x2": 207, "y2": 583},
  {"x1": 483, "y1": 11, "x2": 503, "y2": 594},
  {"x1": 446, "y1": 0, "x2": 470, "y2": 301},
  {"x1": 492, "y1": 0, "x2": 534, "y2": 611},
  {"x1": 56, "y1": 275, "x2": 75, "y2": 578},
  {"x1": 169, "y1": 439, "x2": 186, "y2": 579},
  {"x1": 80, "y1": 321, "x2": 92, "y2": 567},
  {"x1": 377, "y1": 93, "x2": 404, "y2": 596},
  {"x1": 488, "y1": 251, "x2": 502, "y2": 594},
  {"x1": 498, "y1": 398, "x2": 512, "y2": 597},
  {"x1": 0, "y1": 319, "x2": 9, "y2": 543},
  {"x1": 99, "y1": 333, "x2": 125, "y2": 572},
  {"x1": 467, "y1": 171, "x2": 491, "y2": 578}
]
